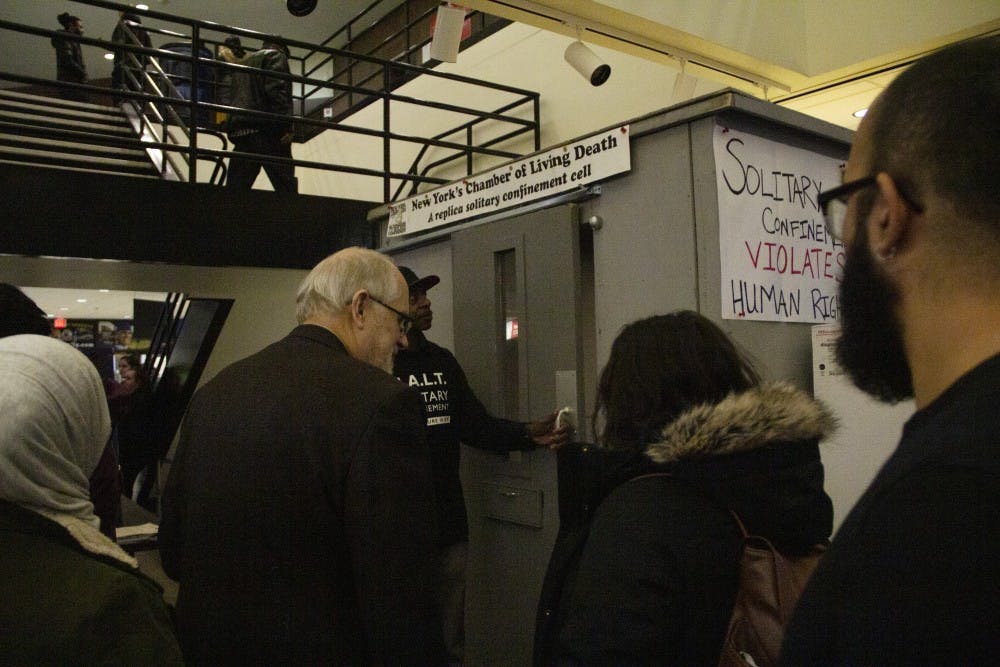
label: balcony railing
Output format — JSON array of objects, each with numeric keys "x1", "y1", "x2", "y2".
[{"x1": 0, "y1": 0, "x2": 540, "y2": 202}]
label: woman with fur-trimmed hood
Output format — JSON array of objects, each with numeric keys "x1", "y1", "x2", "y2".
[{"x1": 535, "y1": 311, "x2": 834, "y2": 666}]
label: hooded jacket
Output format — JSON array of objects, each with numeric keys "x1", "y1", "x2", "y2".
[
  {"x1": 51, "y1": 29, "x2": 86, "y2": 83},
  {"x1": 536, "y1": 383, "x2": 834, "y2": 666},
  {"x1": 0, "y1": 335, "x2": 182, "y2": 664}
]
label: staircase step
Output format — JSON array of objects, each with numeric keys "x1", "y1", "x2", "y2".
[
  {"x1": 0, "y1": 109, "x2": 135, "y2": 137},
  {"x1": 0, "y1": 122, "x2": 144, "y2": 152},
  {"x1": 0, "y1": 144, "x2": 155, "y2": 169},
  {"x1": 0, "y1": 88, "x2": 120, "y2": 115},
  {"x1": 0, "y1": 158, "x2": 160, "y2": 180},
  {"x1": 0, "y1": 149, "x2": 159, "y2": 176},
  {"x1": 0, "y1": 99, "x2": 131, "y2": 127},
  {"x1": 0, "y1": 133, "x2": 150, "y2": 160},
  {"x1": 0, "y1": 89, "x2": 170, "y2": 181}
]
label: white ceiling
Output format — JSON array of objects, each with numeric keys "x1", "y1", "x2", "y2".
[
  {"x1": 19, "y1": 286, "x2": 167, "y2": 320},
  {"x1": 3, "y1": 1, "x2": 997, "y2": 134},
  {"x1": 462, "y1": 0, "x2": 1000, "y2": 130}
]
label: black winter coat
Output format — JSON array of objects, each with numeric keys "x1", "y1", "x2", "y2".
[
  {"x1": 535, "y1": 383, "x2": 834, "y2": 666},
  {"x1": 111, "y1": 20, "x2": 151, "y2": 89},
  {"x1": 51, "y1": 30, "x2": 86, "y2": 83},
  {"x1": 160, "y1": 325, "x2": 445, "y2": 666},
  {"x1": 394, "y1": 329, "x2": 532, "y2": 547},
  {"x1": 782, "y1": 353, "x2": 1000, "y2": 664},
  {"x1": 218, "y1": 46, "x2": 292, "y2": 135}
]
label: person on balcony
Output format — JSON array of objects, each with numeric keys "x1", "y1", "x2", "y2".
[
  {"x1": 219, "y1": 38, "x2": 298, "y2": 193},
  {"x1": 111, "y1": 13, "x2": 152, "y2": 100},
  {"x1": 51, "y1": 12, "x2": 87, "y2": 102}
]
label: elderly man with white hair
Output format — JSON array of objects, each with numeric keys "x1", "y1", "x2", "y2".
[{"x1": 160, "y1": 247, "x2": 446, "y2": 665}]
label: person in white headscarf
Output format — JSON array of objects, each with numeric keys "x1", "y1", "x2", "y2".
[{"x1": 0, "y1": 334, "x2": 183, "y2": 664}]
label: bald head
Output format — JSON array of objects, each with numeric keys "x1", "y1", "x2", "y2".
[
  {"x1": 836, "y1": 36, "x2": 1000, "y2": 408},
  {"x1": 863, "y1": 36, "x2": 1000, "y2": 269}
]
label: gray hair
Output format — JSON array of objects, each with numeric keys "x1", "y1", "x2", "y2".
[{"x1": 295, "y1": 247, "x2": 402, "y2": 323}]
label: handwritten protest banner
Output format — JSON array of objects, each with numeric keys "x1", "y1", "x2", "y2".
[
  {"x1": 714, "y1": 125, "x2": 845, "y2": 323},
  {"x1": 387, "y1": 126, "x2": 631, "y2": 237}
]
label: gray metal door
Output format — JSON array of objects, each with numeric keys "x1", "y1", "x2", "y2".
[{"x1": 453, "y1": 203, "x2": 586, "y2": 667}]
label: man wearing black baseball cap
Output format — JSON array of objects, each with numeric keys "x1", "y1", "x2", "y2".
[{"x1": 393, "y1": 265, "x2": 567, "y2": 662}]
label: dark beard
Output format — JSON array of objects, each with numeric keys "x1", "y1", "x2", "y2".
[{"x1": 835, "y1": 223, "x2": 914, "y2": 402}]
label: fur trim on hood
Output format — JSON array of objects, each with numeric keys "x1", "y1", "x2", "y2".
[
  {"x1": 218, "y1": 45, "x2": 251, "y2": 65},
  {"x1": 646, "y1": 382, "x2": 835, "y2": 464}
]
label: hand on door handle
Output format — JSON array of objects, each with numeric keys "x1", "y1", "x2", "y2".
[{"x1": 526, "y1": 409, "x2": 571, "y2": 451}]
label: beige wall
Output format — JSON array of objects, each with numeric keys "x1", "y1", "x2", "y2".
[
  {"x1": 294, "y1": 23, "x2": 724, "y2": 200},
  {"x1": 390, "y1": 240, "x2": 456, "y2": 352},
  {"x1": 2, "y1": 255, "x2": 306, "y2": 385}
]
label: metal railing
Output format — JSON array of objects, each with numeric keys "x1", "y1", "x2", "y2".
[
  {"x1": 297, "y1": 0, "x2": 435, "y2": 119},
  {"x1": 115, "y1": 19, "x2": 228, "y2": 183},
  {"x1": 0, "y1": 0, "x2": 540, "y2": 201}
]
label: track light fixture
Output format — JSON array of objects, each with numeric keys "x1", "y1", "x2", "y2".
[
  {"x1": 670, "y1": 59, "x2": 697, "y2": 101},
  {"x1": 429, "y1": 4, "x2": 466, "y2": 63},
  {"x1": 564, "y1": 40, "x2": 611, "y2": 86}
]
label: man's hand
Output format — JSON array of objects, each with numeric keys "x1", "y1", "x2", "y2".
[{"x1": 527, "y1": 411, "x2": 571, "y2": 450}]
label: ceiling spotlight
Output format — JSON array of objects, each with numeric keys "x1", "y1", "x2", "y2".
[
  {"x1": 565, "y1": 40, "x2": 611, "y2": 86},
  {"x1": 286, "y1": 0, "x2": 317, "y2": 17},
  {"x1": 853, "y1": 108, "x2": 868, "y2": 118}
]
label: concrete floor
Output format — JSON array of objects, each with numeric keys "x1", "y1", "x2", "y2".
[
  {"x1": 120, "y1": 494, "x2": 178, "y2": 606},
  {"x1": 136, "y1": 547, "x2": 179, "y2": 606}
]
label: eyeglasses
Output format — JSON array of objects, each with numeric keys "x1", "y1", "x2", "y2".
[
  {"x1": 817, "y1": 176, "x2": 877, "y2": 241},
  {"x1": 818, "y1": 175, "x2": 922, "y2": 241},
  {"x1": 368, "y1": 294, "x2": 414, "y2": 335}
]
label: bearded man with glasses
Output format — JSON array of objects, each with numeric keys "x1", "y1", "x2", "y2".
[{"x1": 783, "y1": 36, "x2": 1000, "y2": 664}]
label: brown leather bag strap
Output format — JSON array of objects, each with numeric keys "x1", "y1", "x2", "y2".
[
  {"x1": 626, "y1": 471, "x2": 673, "y2": 484},
  {"x1": 728, "y1": 509, "x2": 751, "y2": 539}
]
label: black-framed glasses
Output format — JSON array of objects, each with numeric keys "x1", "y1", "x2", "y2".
[
  {"x1": 817, "y1": 176, "x2": 877, "y2": 241},
  {"x1": 818, "y1": 175, "x2": 922, "y2": 241},
  {"x1": 368, "y1": 294, "x2": 414, "y2": 335}
]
